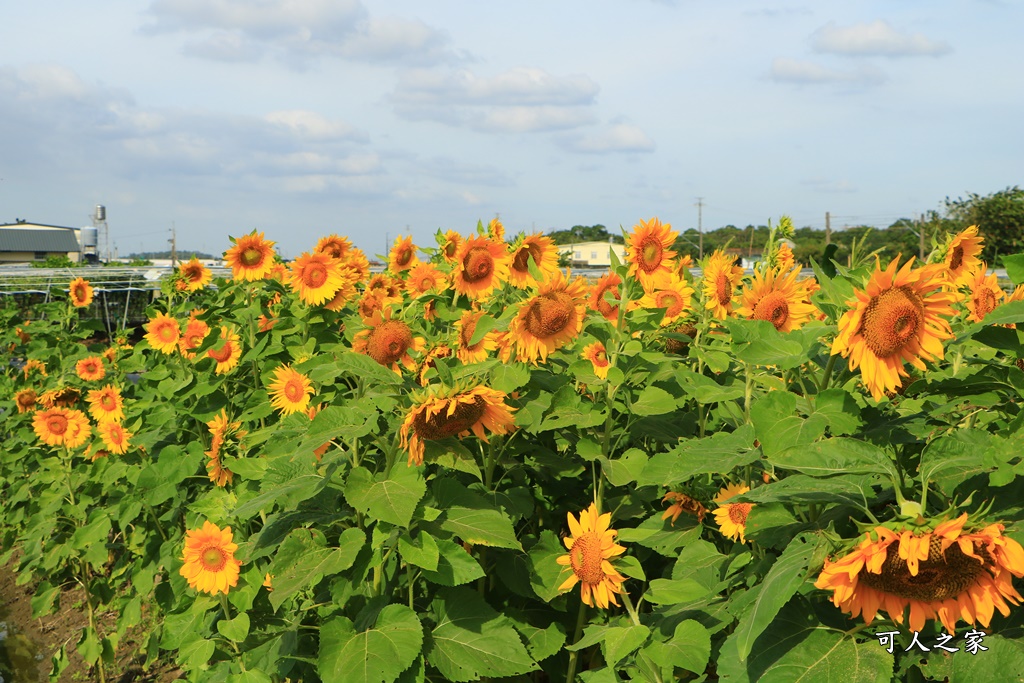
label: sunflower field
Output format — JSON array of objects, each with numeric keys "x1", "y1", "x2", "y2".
[{"x1": 3, "y1": 217, "x2": 1024, "y2": 683}]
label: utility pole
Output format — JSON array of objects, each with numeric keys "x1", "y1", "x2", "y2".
[
  {"x1": 695, "y1": 197, "x2": 704, "y2": 259},
  {"x1": 825, "y1": 211, "x2": 831, "y2": 246},
  {"x1": 385, "y1": 231, "x2": 390, "y2": 255},
  {"x1": 170, "y1": 222, "x2": 177, "y2": 267}
]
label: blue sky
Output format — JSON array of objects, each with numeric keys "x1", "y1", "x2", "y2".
[{"x1": 1, "y1": 0, "x2": 1021, "y2": 259}]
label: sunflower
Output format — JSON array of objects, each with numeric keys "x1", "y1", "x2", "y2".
[
  {"x1": 626, "y1": 217, "x2": 678, "y2": 289},
  {"x1": 352, "y1": 309, "x2": 425, "y2": 374},
  {"x1": 314, "y1": 234, "x2": 352, "y2": 260},
  {"x1": 815, "y1": 513, "x2": 1024, "y2": 633},
  {"x1": 356, "y1": 291, "x2": 388, "y2": 321},
  {"x1": 22, "y1": 359, "x2": 47, "y2": 379},
  {"x1": 556, "y1": 503, "x2": 628, "y2": 608},
  {"x1": 831, "y1": 256, "x2": 955, "y2": 402},
  {"x1": 776, "y1": 242, "x2": 796, "y2": 271},
  {"x1": 416, "y1": 344, "x2": 453, "y2": 387},
  {"x1": 179, "y1": 521, "x2": 242, "y2": 595},
  {"x1": 943, "y1": 225, "x2": 984, "y2": 285},
  {"x1": 87, "y1": 385, "x2": 125, "y2": 423},
  {"x1": 713, "y1": 484, "x2": 753, "y2": 543},
  {"x1": 323, "y1": 274, "x2": 359, "y2": 312},
  {"x1": 507, "y1": 271, "x2": 588, "y2": 363},
  {"x1": 963, "y1": 264, "x2": 1005, "y2": 324},
  {"x1": 341, "y1": 248, "x2": 371, "y2": 284},
  {"x1": 33, "y1": 408, "x2": 90, "y2": 449},
  {"x1": 702, "y1": 250, "x2": 745, "y2": 319},
  {"x1": 580, "y1": 342, "x2": 611, "y2": 379},
  {"x1": 98, "y1": 420, "x2": 132, "y2": 455},
  {"x1": 508, "y1": 233, "x2": 559, "y2": 289},
  {"x1": 488, "y1": 218, "x2": 505, "y2": 242},
  {"x1": 454, "y1": 310, "x2": 497, "y2": 364},
  {"x1": 224, "y1": 231, "x2": 277, "y2": 281},
  {"x1": 179, "y1": 318, "x2": 211, "y2": 359},
  {"x1": 15, "y1": 389, "x2": 37, "y2": 414},
  {"x1": 439, "y1": 230, "x2": 462, "y2": 262},
  {"x1": 407, "y1": 262, "x2": 447, "y2": 296},
  {"x1": 734, "y1": 266, "x2": 818, "y2": 332},
  {"x1": 389, "y1": 235, "x2": 420, "y2": 273},
  {"x1": 288, "y1": 251, "x2": 344, "y2": 305},
  {"x1": 176, "y1": 258, "x2": 212, "y2": 292},
  {"x1": 39, "y1": 387, "x2": 80, "y2": 410},
  {"x1": 399, "y1": 385, "x2": 516, "y2": 466},
  {"x1": 366, "y1": 273, "x2": 404, "y2": 306},
  {"x1": 268, "y1": 365, "x2": 313, "y2": 416},
  {"x1": 206, "y1": 410, "x2": 243, "y2": 487},
  {"x1": 75, "y1": 356, "x2": 105, "y2": 382},
  {"x1": 452, "y1": 235, "x2": 511, "y2": 300},
  {"x1": 145, "y1": 313, "x2": 181, "y2": 354},
  {"x1": 206, "y1": 326, "x2": 243, "y2": 375},
  {"x1": 69, "y1": 277, "x2": 94, "y2": 307},
  {"x1": 588, "y1": 273, "x2": 622, "y2": 323},
  {"x1": 636, "y1": 274, "x2": 695, "y2": 326},
  {"x1": 662, "y1": 491, "x2": 707, "y2": 525}
]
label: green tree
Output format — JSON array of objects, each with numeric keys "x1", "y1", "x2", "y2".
[
  {"x1": 546, "y1": 224, "x2": 623, "y2": 245},
  {"x1": 944, "y1": 186, "x2": 1024, "y2": 264}
]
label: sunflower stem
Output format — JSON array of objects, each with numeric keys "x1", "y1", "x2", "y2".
[
  {"x1": 565, "y1": 600, "x2": 588, "y2": 683},
  {"x1": 143, "y1": 502, "x2": 168, "y2": 541},
  {"x1": 218, "y1": 593, "x2": 242, "y2": 656},
  {"x1": 743, "y1": 363, "x2": 753, "y2": 424},
  {"x1": 819, "y1": 353, "x2": 839, "y2": 392},
  {"x1": 621, "y1": 589, "x2": 642, "y2": 627}
]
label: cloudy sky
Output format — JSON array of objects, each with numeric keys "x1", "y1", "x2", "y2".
[{"x1": 2, "y1": 1, "x2": 1021, "y2": 259}]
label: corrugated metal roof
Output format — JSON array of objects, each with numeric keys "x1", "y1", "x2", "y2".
[{"x1": 0, "y1": 228, "x2": 80, "y2": 252}]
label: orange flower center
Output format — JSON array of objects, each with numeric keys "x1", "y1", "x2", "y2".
[
  {"x1": 157, "y1": 323, "x2": 177, "y2": 343},
  {"x1": 569, "y1": 532, "x2": 606, "y2": 584},
  {"x1": 394, "y1": 247, "x2": 414, "y2": 267},
  {"x1": 241, "y1": 247, "x2": 264, "y2": 267},
  {"x1": 524, "y1": 292, "x2": 575, "y2": 339},
  {"x1": 366, "y1": 320, "x2": 413, "y2": 366},
  {"x1": 715, "y1": 274, "x2": 732, "y2": 305},
  {"x1": 949, "y1": 245, "x2": 964, "y2": 272},
  {"x1": 201, "y1": 546, "x2": 227, "y2": 572},
  {"x1": 416, "y1": 275, "x2": 436, "y2": 291},
  {"x1": 462, "y1": 247, "x2": 494, "y2": 283},
  {"x1": 975, "y1": 289, "x2": 997, "y2": 319},
  {"x1": 100, "y1": 394, "x2": 116, "y2": 410},
  {"x1": 302, "y1": 262, "x2": 328, "y2": 288},
  {"x1": 860, "y1": 286, "x2": 924, "y2": 358},
  {"x1": 284, "y1": 379, "x2": 305, "y2": 403},
  {"x1": 728, "y1": 503, "x2": 753, "y2": 525},
  {"x1": 17, "y1": 392, "x2": 35, "y2": 408},
  {"x1": 752, "y1": 291, "x2": 789, "y2": 330},
  {"x1": 591, "y1": 349, "x2": 609, "y2": 367},
  {"x1": 46, "y1": 414, "x2": 69, "y2": 436},
  {"x1": 107, "y1": 425, "x2": 124, "y2": 444},
  {"x1": 859, "y1": 536, "x2": 987, "y2": 602},
  {"x1": 512, "y1": 243, "x2": 543, "y2": 273},
  {"x1": 412, "y1": 396, "x2": 487, "y2": 440},
  {"x1": 74, "y1": 284, "x2": 88, "y2": 300},
  {"x1": 209, "y1": 341, "x2": 234, "y2": 363},
  {"x1": 460, "y1": 316, "x2": 480, "y2": 349},
  {"x1": 655, "y1": 291, "x2": 683, "y2": 318},
  {"x1": 640, "y1": 240, "x2": 662, "y2": 272}
]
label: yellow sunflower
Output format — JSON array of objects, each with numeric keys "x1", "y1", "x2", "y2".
[
  {"x1": 399, "y1": 385, "x2": 516, "y2": 466},
  {"x1": 454, "y1": 310, "x2": 497, "y2": 364},
  {"x1": 145, "y1": 313, "x2": 181, "y2": 354},
  {"x1": 626, "y1": 217, "x2": 678, "y2": 289},
  {"x1": 556, "y1": 503, "x2": 627, "y2": 608},
  {"x1": 635, "y1": 274, "x2": 695, "y2": 326},
  {"x1": 323, "y1": 273, "x2": 359, "y2": 312},
  {"x1": 39, "y1": 386, "x2": 79, "y2": 409},
  {"x1": 776, "y1": 242, "x2": 795, "y2": 271},
  {"x1": 314, "y1": 234, "x2": 352, "y2": 260},
  {"x1": 389, "y1": 235, "x2": 420, "y2": 273},
  {"x1": 508, "y1": 233, "x2": 559, "y2": 289},
  {"x1": 69, "y1": 277, "x2": 94, "y2": 308},
  {"x1": 451, "y1": 235, "x2": 511, "y2": 300},
  {"x1": 342, "y1": 248, "x2": 371, "y2": 284},
  {"x1": 702, "y1": 250, "x2": 745, "y2": 319},
  {"x1": 206, "y1": 409, "x2": 243, "y2": 487},
  {"x1": 15, "y1": 388, "x2": 37, "y2": 414},
  {"x1": 179, "y1": 318, "x2": 211, "y2": 359},
  {"x1": 580, "y1": 342, "x2": 611, "y2": 379},
  {"x1": 75, "y1": 356, "x2": 106, "y2": 382},
  {"x1": 206, "y1": 326, "x2": 243, "y2": 375},
  {"x1": 87, "y1": 385, "x2": 124, "y2": 423},
  {"x1": 439, "y1": 230, "x2": 462, "y2": 263},
  {"x1": 288, "y1": 251, "x2": 344, "y2": 305},
  {"x1": 588, "y1": 273, "x2": 622, "y2": 323},
  {"x1": 366, "y1": 273, "x2": 404, "y2": 306},
  {"x1": 267, "y1": 365, "x2": 313, "y2": 416},
  {"x1": 963, "y1": 264, "x2": 1005, "y2": 324},
  {"x1": 815, "y1": 513, "x2": 1024, "y2": 633},
  {"x1": 176, "y1": 258, "x2": 212, "y2": 292},
  {"x1": 508, "y1": 271, "x2": 588, "y2": 363},
  {"x1": 661, "y1": 491, "x2": 707, "y2": 526},
  {"x1": 734, "y1": 266, "x2": 818, "y2": 332},
  {"x1": 224, "y1": 231, "x2": 277, "y2": 282},
  {"x1": 98, "y1": 420, "x2": 132, "y2": 455},
  {"x1": 488, "y1": 218, "x2": 505, "y2": 242},
  {"x1": 179, "y1": 521, "x2": 242, "y2": 595},
  {"x1": 33, "y1": 408, "x2": 90, "y2": 449},
  {"x1": 831, "y1": 256, "x2": 955, "y2": 401},
  {"x1": 713, "y1": 484, "x2": 753, "y2": 543},
  {"x1": 943, "y1": 225, "x2": 985, "y2": 285},
  {"x1": 22, "y1": 359, "x2": 47, "y2": 379},
  {"x1": 407, "y1": 262, "x2": 447, "y2": 296},
  {"x1": 352, "y1": 309, "x2": 425, "y2": 374}
]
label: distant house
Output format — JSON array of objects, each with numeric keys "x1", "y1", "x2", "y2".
[
  {"x1": 0, "y1": 221, "x2": 86, "y2": 264},
  {"x1": 559, "y1": 240, "x2": 626, "y2": 267}
]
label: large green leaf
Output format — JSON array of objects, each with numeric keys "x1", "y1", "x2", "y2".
[
  {"x1": 398, "y1": 531, "x2": 439, "y2": 572},
  {"x1": 813, "y1": 389, "x2": 863, "y2": 436},
  {"x1": 644, "y1": 620, "x2": 711, "y2": 675},
  {"x1": 269, "y1": 527, "x2": 365, "y2": 611},
  {"x1": 567, "y1": 624, "x2": 650, "y2": 667},
  {"x1": 770, "y1": 438, "x2": 898, "y2": 480},
  {"x1": 426, "y1": 588, "x2": 538, "y2": 681},
  {"x1": 738, "y1": 474, "x2": 882, "y2": 508},
  {"x1": 675, "y1": 368, "x2": 747, "y2": 403},
  {"x1": 1005, "y1": 253, "x2": 1024, "y2": 285},
  {"x1": 437, "y1": 507, "x2": 522, "y2": 550},
  {"x1": 725, "y1": 319, "x2": 808, "y2": 369},
  {"x1": 918, "y1": 430, "x2": 995, "y2": 495},
  {"x1": 345, "y1": 465, "x2": 426, "y2": 528},
  {"x1": 645, "y1": 578, "x2": 711, "y2": 605},
  {"x1": 638, "y1": 424, "x2": 758, "y2": 487},
  {"x1": 632, "y1": 385, "x2": 677, "y2": 416},
  {"x1": 420, "y1": 539, "x2": 484, "y2": 587},
  {"x1": 527, "y1": 530, "x2": 570, "y2": 602},
  {"x1": 318, "y1": 604, "x2": 423, "y2": 683},
  {"x1": 617, "y1": 513, "x2": 702, "y2": 556}
]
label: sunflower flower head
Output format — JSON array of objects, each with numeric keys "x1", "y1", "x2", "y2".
[
  {"x1": 508, "y1": 270, "x2": 589, "y2": 364},
  {"x1": 314, "y1": 234, "x2": 352, "y2": 260},
  {"x1": 98, "y1": 420, "x2": 133, "y2": 455},
  {"x1": 451, "y1": 235, "x2": 511, "y2": 300},
  {"x1": 389, "y1": 235, "x2": 420, "y2": 274},
  {"x1": 69, "y1": 277, "x2": 94, "y2": 308},
  {"x1": 288, "y1": 251, "x2": 344, "y2": 305},
  {"x1": 713, "y1": 484, "x2": 753, "y2": 543},
  {"x1": 734, "y1": 265, "x2": 818, "y2": 332},
  {"x1": 941, "y1": 225, "x2": 985, "y2": 285},
  {"x1": 180, "y1": 521, "x2": 242, "y2": 595},
  {"x1": 635, "y1": 273, "x2": 695, "y2": 327},
  {"x1": 33, "y1": 408, "x2": 90, "y2": 449},
  {"x1": 224, "y1": 231, "x2": 277, "y2": 282},
  {"x1": 662, "y1": 491, "x2": 707, "y2": 525},
  {"x1": 15, "y1": 388, "x2": 38, "y2": 414},
  {"x1": 508, "y1": 233, "x2": 559, "y2": 289},
  {"x1": 556, "y1": 503, "x2": 627, "y2": 608},
  {"x1": 267, "y1": 365, "x2": 313, "y2": 416},
  {"x1": 352, "y1": 309, "x2": 425, "y2": 374},
  {"x1": 580, "y1": 342, "x2": 611, "y2": 379},
  {"x1": 87, "y1": 384, "x2": 125, "y2": 423},
  {"x1": 145, "y1": 313, "x2": 181, "y2": 354},
  {"x1": 963, "y1": 264, "x2": 1004, "y2": 324},
  {"x1": 702, "y1": 250, "x2": 745, "y2": 319},
  {"x1": 76, "y1": 356, "x2": 106, "y2": 382},
  {"x1": 206, "y1": 326, "x2": 243, "y2": 375},
  {"x1": 176, "y1": 258, "x2": 212, "y2": 292},
  {"x1": 626, "y1": 217, "x2": 678, "y2": 289},
  {"x1": 205, "y1": 410, "x2": 244, "y2": 487},
  {"x1": 399, "y1": 384, "x2": 516, "y2": 466},
  {"x1": 407, "y1": 262, "x2": 447, "y2": 296},
  {"x1": 588, "y1": 273, "x2": 622, "y2": 323},
  {"x1": 454, "y1": 309, "x2": 498, "y2": 364}
]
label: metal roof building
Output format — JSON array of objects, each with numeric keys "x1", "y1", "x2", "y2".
[{"x1": 0, "y1": 221, "x2": 83, "y2": 263}]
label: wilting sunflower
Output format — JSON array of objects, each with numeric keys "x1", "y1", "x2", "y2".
[
  {"x1": 815, "y1": 513, "x2": 1024, "y2": 633},
  {"x1": 389, "y1": 235, "x2": 420, "y2": 273},
  {"x1": 145, "y1": 313, "x2": 181, "y2": 354},
  {"x1": 508, "y1": 271, "x2": 588, "y2": 363},
  {"x1": 206, "y1": 410, "x2": 243, "y2": 487},
  {"x1": 39, "y1": 386, "x2": 80, "y2": 409},
  {"x1": 943, "y1": 225, "x2": 984, "y2": 285},
  {"x1": 454, "y1": 310, "x2": 497, "y2": 364},
  {"x1": 179, "y1": 318, "x2": 211, "y2": 359},
  {"x1": 451, "y1": 235, "x2": 511, "y2": 300},
  {"x1": 831, "y1": 257, "x2": 955, "y2": 401},
  {"x1": 68, "y1": 277, "x2": 94, "y2": 307},
  {"x1": 702, "y1": 250, "x2": 745, "y2": 319},
  {"x1": 713, "y1": 483, "x2": 753, "y2": 543},
  {"x1": 176, "y1": 258, "x2": 212, "y2": 292},
  {"x1": 33, "y1": 408, "x2": 90, "y2": 449},
  {"x1": 963, "y1": 264, "x2": 1005, "y2": 324},
  {"x1": 626, "y1": 217, "x2": 678, "y2": 289},
  {"x1": 407, "y1": 262, "x2": 447, "y2": 296},
  {"x1": 556, "y1": 503, "x2": 628, "y2": 608},
  {"x1": 224, "y1": 231, "x2": 277, "y2": 281},
  {"x1": 206, "y1": 326, "x2": 243, "y2": 375},
  {"x1": 352, "y1": 309, "x2": 425, "y2": 374},
  {"x1": 636, "y1": 274, "x2": 695, "y2": 326},
  {"x1": 508, "y1": 233, "x2": 559, "y2": 289},
  {"x1": 15, "y1": 389, "x2": 37, "y2": 414},
  {"x1": 288, "y1": 251, "x2": 344, "y2": 305},
  {"x1": 399, "y1": 385, "x2": 516, "y2": 466},
  {"x1": 314, "y1": 234, "x2": 352, "y2": 260},
  {"x1": 588, "y1": 273, "x2": 622, "y2": 323},
  {"x1": 179, "y1": 520, "x2": 242, "y2": 595},
  {"x1": 487, "y1": 218, "x2": 505, "y2": 242},
  {"x1": 662, "y1": 491, "x2": 707, "y2": 525},
  {"x1": 734, "y1": 266, "x2": 818, "y2": 332},
  {"x1": 98, "y1": 420, "x2": 132, "y2": 455},
  {"x1": 22, "y1": 358, "x2": 47, "y2": 379},
  {"x1": 439, "y1": 230, "x2": 462, "y2": 262},
  {"x1": 268, "y1": 365, "x2": 313, "y2": 416},
  {"x1": 580, "y1": 342, "x2": 611, "y2": 379},
  {"x1": 75, "y1": 356, "x2": 106, "y2": 382},
  {"x1": 87, "y1": 385, "x2": 124, "y2": 423}
]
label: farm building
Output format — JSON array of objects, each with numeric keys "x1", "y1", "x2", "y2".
[
  {"x1": 560, "y1": 240, "x2": 626, "y2": 267},
  {"x1": 0, "y1": 220, "x2": 90, "y2": 264}
]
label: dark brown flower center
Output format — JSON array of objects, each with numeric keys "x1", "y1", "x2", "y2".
[
  {"x1": 752, "y1": 291, "x2": 789, "y2": 330},
  {"x1": 463, "y1": 247, "x2": 494, "y2": 283},
  {"x1": 241, "y1": 247, "x2": 264, "y2": 267},
  {"x1": 859, "y1": 536, "x2": 987, "y2": 602},
  {"x1": 569, "y1": 532, "x2": 605, "y2": 584},
  {"x1": 860, "y1": 286, "x2": 925, "y2": 358},
  {"x1": 395, "y1": 247, "x2": 413, "y2": 267},
  {"x1": 367, "y1": 320, "x2": 413, "y2": 366},
  {"x1": 976, "y1": 289, "x2": 997, "y2": 319},
  {"x1": 716, "y1": 274, "x2": 732, "y2": 305},
  {"x1": 412, "y1": 396, "x2": 487, "y2": 440},
  {"x1": 513, "y1": 243, "x2": 543, "y2": 273},
  {"x1": 524, "y1": 292, "x2": 575, "y2": 338},
  {"x1": 728, "y1": 503, "x2": 753, "y2": 525},
  {"x1": 304, "y1": 262, "x2": 328, "y2": 288},
  {"x1": 949, "y1": 246, "x2": 964, "y2": 272},
  {"x1": 18, "y1": 392, "x2": 36, "y2": 408}
]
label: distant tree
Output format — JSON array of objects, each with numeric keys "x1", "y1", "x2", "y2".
[
  {"x1": 30, "y1": 255, "x2": 79, "y2": 269},
  {"x1": 546, "y1": 225, "x2": 623, "y2": 245},
  {"x1": 944, "y1": 186, "x2": 1024, "y2": 264}
]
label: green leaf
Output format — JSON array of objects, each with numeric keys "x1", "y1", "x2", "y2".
[
  {"x1": 217, "y1": 613, "x2": 251, "y2": 642},
  {"x1": 233, "y1": 473, "x2": 325, "y2": 518},
  {"x1": 159, "y1": 597, "x2": 215, "y2": 650},
  {"x1": 813, "y1": 389, "x2": 863, "y2": 436},
  {"x1": 602, "y1": 625, "x2": 652, "y2": 667},
  {"x1": 509, "y1": 617, "x2": 566, "y2": 663},
  {"x1": 645, "y1": 620, "x2": 711, "y2": 675},
  {"x1": 489, "y1": 363, "x2": 530, "y2": 393},
  {"x1": 318, "y1": 605, "x2": 423, "y2": 683},
  {"x1": 345, "y1": 465, "x2": 426, "y2": 528},
  {"x1": 726, "y1": 319, "x2": 808, "y2": 369},
  {"x1": 632, "y1": 385, "x2": 676, "y2": 416},
  {"x1": 739, "y1": 474, "x2": 882, "y2": 508},
  {"x1": 744, "y1": 504, "x2": 805, "y2": 549},
  {"x1": 617, "y1": 513, "x2": 702, "y2": 556},
  {"x1": 527, "y1": 530, "x2": 569, "y2": 602},
  {"x1": 919, "y1": 431, "x2": 994, "y2": 495},
  {"x1": 420, "y1": 539, "x2": 484, "y2": 587},
  {"x1": 759, "y1": 414, "x2": 828, "y2": 458},
  {"x1": 336, "y1": 351, "x2": 404, "y2": 385},
  {"x1": 438, "y1": 507, "x2": 522, "y2": 550},
  {"x1": 177, "y1": 638, "x2": 215, "y2": 672},
  {"x1": 467, "y1": 313, "x2": 498, "y2": 346},
  {"x1": 951, "y1": 634, "x2": 1024, "y2": 680},
  {"x1": 770, "y1": 438, "x2": 898, "y2": 480},
  {"x1": 639, "y1": 424, "x2": 758, "y2": 487},
  {"x1": 398, "y1": 531, "x2": 439, "y2": 572},
  {"x1": 269, "y1": 527, "x2": 365, "y2": 611},
  {"x1": 1004, "y1": 253, "x2": 1024, "y2": 285},
  {"x1": 426, "y1": 588, "x2": 538, "y2": 682},
  {"x1": 645, "y1": 578, "x2": 710, "y2": 605},
  {"x1": 602, "y1": 448, "x2": 648, "y2": 486},
  {"x1": 675, "y1": 368, "x2": 746, "y2": 403}
]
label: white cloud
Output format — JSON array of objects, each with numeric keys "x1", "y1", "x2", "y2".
[
  {"x1": 769, "y1": 58, "x2": 886, "y2": 85},
  {"x1": 801, "y1": 177, "x2": 858, "y2": 193},
  {"x1": 264, "y1": 110, "x2": 367, "y2": 142},
  {"x1": 181, "y1": 33, "x2": 263, "y2": 62},
  {"x1": 812, "y1": 20, "x2": 952, "y2": 57},
  {"x1": 561, "y1": 123, "x2": 655, "y2": 154}
]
